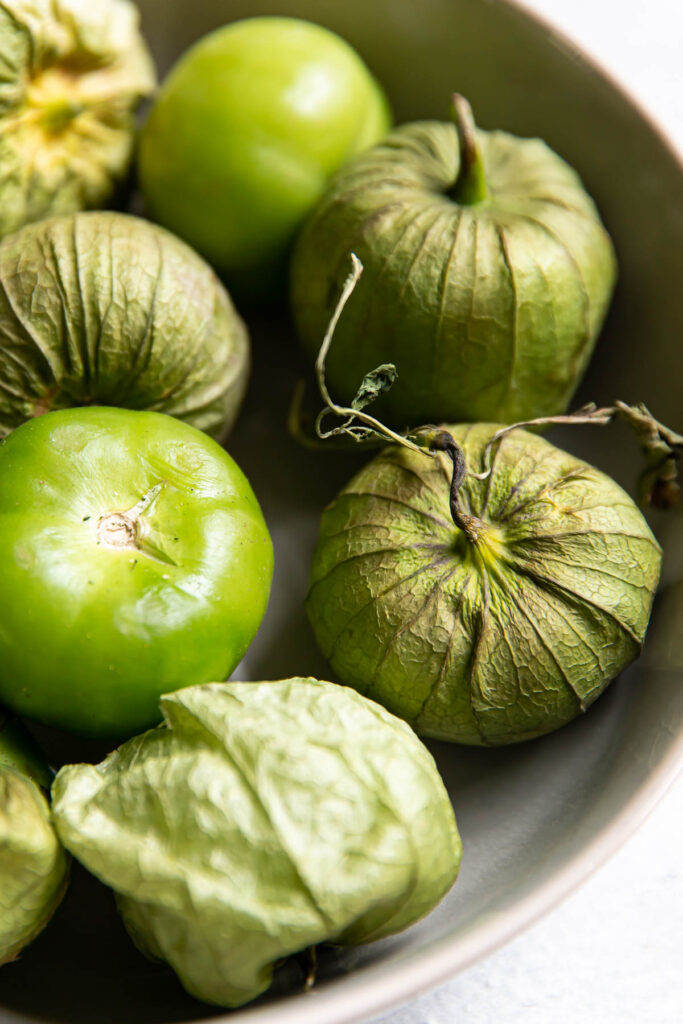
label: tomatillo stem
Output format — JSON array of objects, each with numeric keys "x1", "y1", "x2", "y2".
[
  {"x1": 418, "y1": 428, "x2": 484, "y2": 541},
  {"x1": 449, "y1": 93, "x2": 489, "y2": 205},
  {"x1": 97, "y1": 512, "x2": 139, "y2": 550}
]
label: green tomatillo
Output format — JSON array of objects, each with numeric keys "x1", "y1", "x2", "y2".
[
  {"x1": 307, "y1": 423, "x2": 662, "y2": 745},
  {"x1": 291, "y1": 96, "x2": 617, "y2": 427},
  {"x1": 0, "y1": 0, "x2": 155, "y2": 238},
  {"x1": 52, "y1": 678, "x2": 461, "y2": 1007},
  {"x1": 1, "y1": 712, "x2": 68, "y2": 966},
  {"x1": 0, "y1": 408, "x2": 273, "y2": 739},
  {"x1": 0, "y1": 212, "x2": 250, "y2": 440},
  {"x1": 137, "y1": 17, "x2": 391, "y2": 302}
]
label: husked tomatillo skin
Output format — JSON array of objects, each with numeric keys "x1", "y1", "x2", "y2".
[
  {"x1": 0, "y1": 212, "x2": 250, "y2": 439},
  {"x1": 138, "y1": 17, "x2": 391, "y2": 301},
  {"x1": 291, "y1": 115, "x2": 617, "y2": 427},
  {"x1": 0, "y1": 0, "x2": 155, "y2": 238},
  {"x1": 0, "y1": 408, "x2": 274, "y2": 738},
  {"x1": 52, "y1": 679, "x2": 461, "y2": 1008},
  {"x1": 307, "y1": 425, "x2": 661, "y2": 745}
]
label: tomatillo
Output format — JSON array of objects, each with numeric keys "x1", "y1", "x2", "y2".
[
  {"x1": 0, "y1": 408, "x2": 273, "y2": 739},
  {"x1": 137, "y1": 17, "x2": 391, "y2": 301}
]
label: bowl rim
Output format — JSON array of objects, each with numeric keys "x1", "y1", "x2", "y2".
[
  {"x1": 3, "y1": 2, "x2": 680, "y2": 1023},
  {"x1": 224, "y1": 744, "x2": 682, "y2": 1024},
  {"x1": 201, "y1": 0, "x2": 683, "y2": 1020}
]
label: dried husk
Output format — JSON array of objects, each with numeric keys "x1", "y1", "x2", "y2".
[
  {"x1": 291, "y1": 118, "x2": 617, "y2": 427},
  {"x1": 307, "y1": 425, "x2": 662, "y2": 744},
  {"x1": 0, "y1": 716, "x2": 68, "y2": 966},
  {"x1": 0, "y1": 212, "x2": 249, "y2": 438},
  {"x1": 52, "y1": 679, "x2": 461, "y2": 1007},
  {"x1": 0, "y1": 0, "x2": 155, "y2": 238}
]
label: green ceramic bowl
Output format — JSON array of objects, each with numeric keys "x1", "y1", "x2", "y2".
[{"x1": 2, "y1": 2, "x2": 681, "y2": 1023}]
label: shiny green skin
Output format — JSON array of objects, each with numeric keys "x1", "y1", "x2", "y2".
[
  {"x1": 52, "y1": 678, "x2": 461, "y2": 1008},
  {"x1": 138, "y1": 17, "x2": 391, "y2": 300},
  {"x1": 1, "y1": 765, "x2": 69, "y2": 966},
  {"x1": 292, "y1": 121, "x2": 617, "y2": 427},
  {"x1": 0, "y1": 408, "x2": 273, "y2": 738},
  {"x1": 0, "y1": 212, "x2": 249, "y2": 440},
  {"x1": 308, "y1": 426, "x2": 661, "y2": 745}
]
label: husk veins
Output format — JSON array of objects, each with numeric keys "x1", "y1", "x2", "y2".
[
  {"x1": 0, "y1": 212, "x2": 250, "y2": 438},
  {"x1": 307, "y1": 425, "x2": 662, "y2": 745},
  {"x1": 52, "y1": 679, "x2": 462, "y2": 1007},
  {"x1": 0, "y1": 0, "x2": 155, "y2": 238}
]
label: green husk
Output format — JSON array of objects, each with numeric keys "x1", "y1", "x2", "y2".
[
  {"x1": 292, "y1": 103, "x2": 617, "y2": 427},
  {"x1": 307, "y1": 425, "x2": 662, "y2": 745},
  {"x1": 52, "y1": 679, "x2": 461, "y2": 1007},
  {"x1": 0, "y1": 212, "x2": 249, "y2": 438},
  {"x1": 0, "y1": 0, "x2": 155, "y2": 239},
  {"x1": 0, "y1": 720, "x2": 68, "y2": 965}
]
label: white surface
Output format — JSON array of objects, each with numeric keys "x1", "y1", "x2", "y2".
[
  {"x1": 373, "y1": 2, "x2": 683, "y2": 1022},
  {"x1": 515, "y1": 0, "x2": 683, "y2": 153},
  {"x1": 373, "y1": 777, "x2": 683, "y2": 1024}
]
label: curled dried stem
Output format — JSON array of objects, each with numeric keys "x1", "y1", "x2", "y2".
[
  {"x1": 409, "y1": 425, "x2": 484, "y2": 540},
  {"x1": 311, "y1": 254, "x2": 479, "y2": 534},
  {"x1": 313, "y1": 254, "x2": 426, "y2": 456},
  {"x1": 479, "y1": 402, "x2": 682, "y2": 508},
  {"x1": 309, "y1": 262, "x2": 682, "y2": 519}
]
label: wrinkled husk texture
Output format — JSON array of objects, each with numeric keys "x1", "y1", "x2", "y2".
[
  {"x1": 0, "y1": 766, "x2": 68, "y2": 965},
  {"x1": 307, "y1": 426, "x2": 662, "y2": 745},
  {"x1": 0, "y1": 212, "x2": 250, "y2": 438},
  {"x1": 0, "y1": 0, "x2": 155, "y2": 238},
  {"x1": 292, "y1": 121, "x2": 617, "y2": 427},
  {"x1": 52, "y1": 679, "x2": 461, "y2": 1007}
]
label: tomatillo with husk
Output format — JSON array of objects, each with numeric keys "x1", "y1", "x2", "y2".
[
  {"x1": 52, "y1": 678, "x2": 461, "y2": 1008},
  {"x1": 1, "y1": 712, "x2": 68, "y2": 966},
  {"x1": 291, "y1": 95, "x2": 617, "y2": 427},
  {"x1": 0, "y1": 0, "x2": 155, "y2": 238},
  {"x1": 307, "y1": 422, "x2": 662, "y2": 745},
  {"x1": 0, "y1": 212, "x2": 250, "y2": 440},
  {"x1": 0, "y1": 407, "x2": 273, "y2": 739}
]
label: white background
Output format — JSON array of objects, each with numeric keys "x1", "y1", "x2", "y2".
[{"x1": 373, "y1": 2, "x2": 683, "y2": 1022}]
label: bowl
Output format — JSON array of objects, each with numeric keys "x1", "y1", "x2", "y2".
[{"x1": 2, "y1": 1, "x2": 682, "y2": 1022}]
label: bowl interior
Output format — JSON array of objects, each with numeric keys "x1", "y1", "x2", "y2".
[{"x1": 2, "y1": 1, "x2": 682, "y2": 1023}]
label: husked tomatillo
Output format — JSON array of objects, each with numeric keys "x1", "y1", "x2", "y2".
[{"x1": 0, "y1": 408, "x2": 273, "y2": 738}]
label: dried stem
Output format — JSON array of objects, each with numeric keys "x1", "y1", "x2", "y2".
[
  {"x1": 313, "y1": 254, "x2": 427, "y2": 457},
  {"x1": 479, "y1": 401, "x2": 682, "y2": 508},
  {"x1": 302, "y1": 946, "x2": 317, "y2": 992},
  {"x1": 313, "y1": 254, "x2": 428, "y2": 452},
  {"x1": 308, "y1": 257, "x2": 682, "y2": 527},
  {"x1": 311, "y1": 255, "x2": 482, "y2": 536},
  {"x1": 409, "y1": 426, "x2": 484, "y2": 540}
]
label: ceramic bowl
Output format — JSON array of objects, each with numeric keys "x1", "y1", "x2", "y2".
[{"x1": 2, "y1": 2, "x2": 682, "y2": 1023}]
